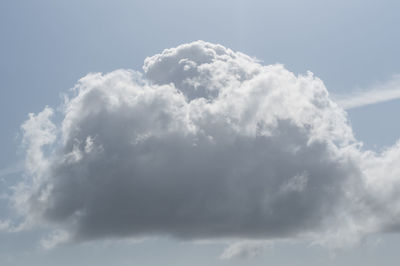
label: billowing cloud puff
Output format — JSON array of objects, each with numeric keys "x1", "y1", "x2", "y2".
[{"x1": 12, "y1": 41, "x2": 400, "y2": 247}]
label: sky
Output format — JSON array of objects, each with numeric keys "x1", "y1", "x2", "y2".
[{"x1": 1, "y1": 0, "x2": 400, "y2": 265}]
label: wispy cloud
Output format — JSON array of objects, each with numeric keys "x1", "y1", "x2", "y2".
[
  {"x1": 40, "y1": 230, "x2": 70, "y2": 250},
  {"x1": 334, "y1": 75, "x2": 400, "y2": 109},
  {"x1": 219, "y1": 241, "x2": 272, "y2": 260},
  {"x1": 0, "y1": 162, "x2": 23, "y2": 179}
]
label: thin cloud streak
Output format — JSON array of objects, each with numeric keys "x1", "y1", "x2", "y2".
[
  {"x1": 335, "y1": 75, "x2": 400, "y2": 109},
  {"x1": 0, "y1": 162, "x2": 23, "y2": 179}
]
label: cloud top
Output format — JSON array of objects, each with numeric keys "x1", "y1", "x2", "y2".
[{"x1": 11, "y1": 41, "x2": 400, "y2": 248}]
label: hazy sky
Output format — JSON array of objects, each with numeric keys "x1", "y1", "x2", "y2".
[{"x1": 1, "y1": 1, "x2": 400, "y2": 265}]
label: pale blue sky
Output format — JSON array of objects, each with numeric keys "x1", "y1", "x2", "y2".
[{"x1": 1, "y1": 0, "x2": 400, "y2": 265}]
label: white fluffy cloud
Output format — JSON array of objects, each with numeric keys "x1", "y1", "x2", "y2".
[{"x1": 11, "y1": 41, "x2": 400, "y2": 248}]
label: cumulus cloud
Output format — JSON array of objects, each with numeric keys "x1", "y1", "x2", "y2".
[{"x1": 9, "y1": 41, "x2": 400, "y2": 250}]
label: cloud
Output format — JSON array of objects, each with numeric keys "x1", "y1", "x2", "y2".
[
  {"x1": 219, "y1": 240, "x2": 272, "y2": 259},
  {"x1": 9, "y1": 41, "x2": 400, "y2": 250},
  {"x1": 40, "y1": 230, "x2": 70, "y2": 250},
  {"x1": 334, "y1": 74, "x2": 400, "y2": 109},
  {"x1": 0, "y1": 220, "x2": 11, "y2": 231},
  {"x1": 0, "y1": 162, "x2": 23, "y2": 179}
]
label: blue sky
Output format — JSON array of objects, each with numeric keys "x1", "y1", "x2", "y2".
[{"x1": 1, "y1": 0, "x2": 400, "y2": 265}]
